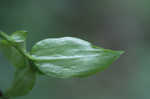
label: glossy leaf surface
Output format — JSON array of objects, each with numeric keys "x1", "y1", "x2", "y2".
[{"x1": 31, "y1": 37, "x2": 124, "y2": 78}]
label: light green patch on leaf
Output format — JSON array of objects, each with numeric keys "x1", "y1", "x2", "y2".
[
  {"x1": 11, "y1": 30, "x2": 28, "y2": 50},
  {"x1": 31, "y1": 37, "x2": 124, "y2": 78},
  {"x1": 11, "y1": 30, "x2": 28, "y2": 43}
]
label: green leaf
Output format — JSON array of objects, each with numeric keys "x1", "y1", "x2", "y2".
[
  {"x1": 0, "y1": 31, "x2": 28, "y2": 68},
  {"x1": 0, "y1": 31, "x2": 37, "y2": 98},
  {"x1": 11, "y1": 30, "x2": 28, "y2": 43},
  {"x1": 31, "y1": 37, "x2": 124, "y2": 78},
  {"x1": 5, "y1": 66, "x2": 37, "y2": 98},
  {"x1": 0, "y1": 31, "x2": 27, "y2": 49},
  {"x1": 0, "y1": 31, "x2": 43, "y2": 75},
  {"x1": 0, "y1": 40, "x2": 27, "y2": 68},
  {"x1": 11, "y1": 30, "x2": 28, "y2": 49}
]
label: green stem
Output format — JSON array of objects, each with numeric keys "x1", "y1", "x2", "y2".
[
  {"x1": 0, "y1": 32, "x2": 35, "y2": 98},
  {"x1": 0, "y1": 31, "x2": 34, "y2": 61}
]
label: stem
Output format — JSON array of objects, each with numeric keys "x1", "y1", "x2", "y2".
[
  {"x1": 0, "y1": 31, "x2": 53, "y2": 62},
  {"x1": 0, "y1": 31, "x2": 35, "y2": 99},
  {"x1": 14, "y1": 46, "x2": 35, "y2": 61},
  {"x1": 0, "y1": 31, "x2": 34, "y2": 61}
]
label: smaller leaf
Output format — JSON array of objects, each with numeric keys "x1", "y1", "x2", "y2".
[
  {"x1": 0, "y1": 40, "x2": 27, "y2": 68},
  {"x1": 0, "y1": 31, "x2": 28, "y2": 68},
  {"x1": 11, "y1": 30, "x2": 28, "y2": 49},
  {"x1": 5, "y1": 66, "x2": 37, "y2": 98},
  {"x1": 0, "y1": 31, "x2": 28, "y2": 49},
  {"x1": 11, "y1": 30, "x2": 28, "y2": 43},
  {"x1": 0, "y1": 31, "x2": 37, "y2": 98}
]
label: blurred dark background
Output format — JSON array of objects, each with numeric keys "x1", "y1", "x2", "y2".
[{"x1": 0, "y1": 0, "x2": 149, "y2": 99}]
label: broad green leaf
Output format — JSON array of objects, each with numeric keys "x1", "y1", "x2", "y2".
[
  {"x1": 31, "y1": 37, "x2": 124, "y2": 78},
  {"x1": 0, "y1": 40, "x2": 27, "y2": 68},
  {"x1": 5, "y1": 66, "x2": 37, "y2": 97}
]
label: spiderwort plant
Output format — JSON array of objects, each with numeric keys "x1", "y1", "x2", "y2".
[{"x1": 0, "y1": 31, "x2": 124, "y2": 98}]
